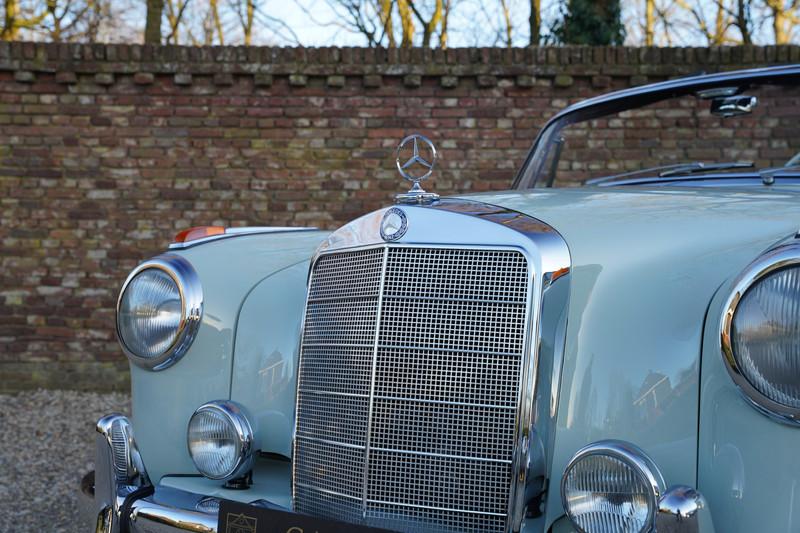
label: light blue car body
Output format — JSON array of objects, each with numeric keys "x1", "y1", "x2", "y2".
[
  {"x1": 131, "y1": 231, "x2": 330, "y2": 479},
  {"x1": 129, "y1": 185, "x2": 800, "y2": 532}
]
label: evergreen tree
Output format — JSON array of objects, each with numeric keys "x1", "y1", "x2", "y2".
[{"x1": 551, "y1": 0, "x2": 625, "y2": 45}]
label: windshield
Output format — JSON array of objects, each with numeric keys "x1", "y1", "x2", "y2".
[{"x1": 517, "y1": 80, "x2": 800, "y2": 188}]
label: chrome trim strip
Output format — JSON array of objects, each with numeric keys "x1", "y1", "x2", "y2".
[
  {"x1": 369, "y1": 447, "x2": 514, "y2": 464},
  {"x1": 290, "y1": 249, "x2": 318, "y2": 509},
  {"x1": 187, "y1": 400, "x2": 255, "y2": 481},
  {"x1": 720, "y1": 241, "x2": 800, "y2": 425},
  {"x1": 362, "y1": 246, "x2": 389, "y2": 515},
  {"x1": 297, "y1": 435, "x2": 366, "y2": 450},
  {"x1": 376, "y1": 345, "x2": 523, "y2": 357},
  {"x1": 167, "y1": 227, "x2": 317, "y2": 250},
  {"x1": 561, "y1": 440, "x2": 666, "y2": 533},
  {"x1": 299, "y1": 389, "x2": 366, "y2": 398},
  {"x1": 373, "y1": 396, "x2": 517, "y2": 410},
  {"x1": 116, "y1": 253, "x2": 203, "y2": 371},
  {"x1": 366, "y1": 499, "x2": 508, "y2": 517},
  {"x1": 294, "y1": 198, "x2": 572, "y2": 533},
  {"x1": 294, "y1": 483, "x2": 364, "y2": 501},
  {"x1": 301, "y1": 342, "x2": 372, "y2": 349},
  {"x1": 384, "y1": 295, "x2": 527, "y2": 304}
]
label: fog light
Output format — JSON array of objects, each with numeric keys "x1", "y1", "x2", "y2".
[
  {"x1": 561, "y1": 440, "x2": 664, "y2": 533},
  {"x1": 187, "y1": 401, "x2": 254, "y2": 481}
]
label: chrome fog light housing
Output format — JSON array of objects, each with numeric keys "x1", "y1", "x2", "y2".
[
  {"x1": 187, "y1": 401, "x2": 254, "y2": 481},
  {"x1": 97, "y1": 414, "x2": 148, "y2": 486},
  {"x1": 561, "y1": 440, "x2": 665, "y2": 533},
  {"x1": 721, "y1": 242, "x2": 800, "y2": 423},
  {"x1": 116, "y1": 253, "x2": 202, "y2": 371}
]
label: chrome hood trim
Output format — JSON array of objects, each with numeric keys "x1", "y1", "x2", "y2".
[{"x1": 169, "y1": 227, "x2": 317, "y2": 250}]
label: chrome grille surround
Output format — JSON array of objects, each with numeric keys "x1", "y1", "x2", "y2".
[{"x1": 293, "y1": 200, "x2": 571, "y2": 533}]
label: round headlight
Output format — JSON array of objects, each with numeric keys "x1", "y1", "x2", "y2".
[
  {"x1": 116, "y1": 254, "x2": 202, "y2": 370},
  {"x1": 722, "y1": 243, "x2": 800, "y2": 422},
  {"x1": 561, "y1": 440, "x2": 664, "y2": 533},
  {"x1": 187, "y1": 401, "x2": 254, "y2": 481}
]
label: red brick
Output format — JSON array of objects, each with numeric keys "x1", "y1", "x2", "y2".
[{"x1": 0, "y1": 42, "x2": 795, "y2": 392}]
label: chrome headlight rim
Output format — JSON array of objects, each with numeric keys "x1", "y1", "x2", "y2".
[
  {"x1": 116, "y1": 253, "x2": 203, "y2": 371},
  {"x1": 720, "y1": 242, "x2": 800, "y2": 424},
  {"x1": 561, "y1": 439, "x2": 666, "y2": 533},
  {"x1": 187, "y1": 400, "x2": 255, "y2": 481}
]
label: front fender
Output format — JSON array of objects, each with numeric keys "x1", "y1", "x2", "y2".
[
  {"x1": 130, "y1": 230, "x2": 328, "y2": 482},
  {"x1": 230, "y1": 259, "x2": 311, "y2": 456}
]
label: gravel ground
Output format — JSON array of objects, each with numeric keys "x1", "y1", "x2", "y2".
[{"x1": 0, "y1": 390, "x2": 130, "y2": 533}]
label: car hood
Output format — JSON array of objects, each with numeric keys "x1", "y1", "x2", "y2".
[
  {"x1": 459, "y1": 186, "x2": 800, "y2": 245},
  {"x1": 458, "y1": 186, "x2": 800, "y2": 524}
]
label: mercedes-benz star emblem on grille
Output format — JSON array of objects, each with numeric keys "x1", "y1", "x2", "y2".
[
  {"x1": 395, "y1": 133, "x2": 440, "y2": 205},
  {"x1": 380, "y1": 207, "x2": 408, "y2": 241}
]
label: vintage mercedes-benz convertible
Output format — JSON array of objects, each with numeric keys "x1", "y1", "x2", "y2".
[{"x1": 82, "y1": 65, "x2": 800, "y2": 533}]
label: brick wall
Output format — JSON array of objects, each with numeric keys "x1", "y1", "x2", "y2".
[{"x1": 1, "y1": 42, "x2": 798, "y2": 392}]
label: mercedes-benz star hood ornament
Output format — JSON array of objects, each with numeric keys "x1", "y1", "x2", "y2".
[{"x1": 395, "y1": 133, "x2": 439, "y2": 204}]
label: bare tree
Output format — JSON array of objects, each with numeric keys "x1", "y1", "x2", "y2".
[
  {"x1": 41, "y1": 0, "x2": 99, "y2": 41},
  {"x1": 3, "y1": 0, "x2": 114, "y2": 42},
  {"x1": 229, "y1": 0, "x2": 255, "y2": 43},
  {"x1": 498, "y1": 0, "x2": 512, "y2": 46},
  {"x1": 407, "y1": 0, "x2": 442, "y2": 47},
  {"x1": 376, "y1": 0, "x2": 395, "y2": 46},
  {"x1": 251, "y1": 2, "x2": 300, "y2": 43},
  {"x1": 439, "y1": 0, "x2": 451, "y2": 46},
  {"x1": 323, "y1": 0, "x2": 385, "y2": 46},
  {"x1": 209, "y1": 0, "x2": 223, "y2": 43},
  {"x1": 529, "y1": 0, "x2": 539, "y2": 44},
  {"x1": 674, "y1": 0, "x2": 737, "y2": 45},
  {"x1": 632, "y1": 0, "x2": 772, "y2": 46},
  {"x1": 164, "y1": 0, "x2": 191, "y2": 43},
  {"x1": 8, "y1": 0, "x2": 799, "y2": 47},
  {"x1": 2, "y1": 0, "x2": 47, "y2": 40},
  {"x1": 307, "y1": 0, "x2": 451, "y2": 48},
  {"x1": 83, "y1": 0, "x2": 106, "y2": 40},
  {"x1": 144, "y1": 0, "x2": 164, "y2": 43},
  {"x1": 396, "y1": 0, "x2": 414, "y2": 46},
  {"x1": 644, "y1": 0, "x2": 655, "y2": 44},
  {"x1": 764, "y1": 0, "x2": 800, "y2": 44},
  {"x1": 735, "y1": 0, "x2": 752, "y2": 43}
]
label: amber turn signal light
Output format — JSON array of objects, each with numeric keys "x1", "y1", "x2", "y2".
[{"x1": 174, "y1": 226, "x2": 226, "y2": 243}]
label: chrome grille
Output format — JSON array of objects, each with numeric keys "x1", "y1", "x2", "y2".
[{"x1": 294, "y1": 246, "x2": 530, "y2": 532}]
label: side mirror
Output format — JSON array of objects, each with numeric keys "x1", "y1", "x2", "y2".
[{"x1": 711, "y1": 95, "x2": 758, "y2": 117}]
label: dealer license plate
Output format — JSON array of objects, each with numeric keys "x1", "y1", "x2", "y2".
[{"x1": 218, "y1": 499, "x2": 397, "y2": 533}]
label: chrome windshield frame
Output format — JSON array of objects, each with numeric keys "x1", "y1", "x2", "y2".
[{"x1": 513, "y1": 64, "x2": 800, "y2": 189}]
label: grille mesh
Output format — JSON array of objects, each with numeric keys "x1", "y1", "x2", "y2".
[{"x1": 294, "y1": 246, "x2": 530, "y2": 532}]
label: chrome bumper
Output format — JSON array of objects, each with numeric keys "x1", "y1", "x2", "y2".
[
  {"x1": 81, "y1": 480, "x2": 218, "y2": 533},
  {"x1": 85, "y1": 414, "x2": 714, "y2": 533},
  {"x1": 86, "y1": 414, "x2": 219, "y2": 533}
]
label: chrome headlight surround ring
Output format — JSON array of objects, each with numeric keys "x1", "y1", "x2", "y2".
[
  {"x1": 116, "y1": 253, "x2": 203, "y2": 371},
  {"x1": 720, "y1": 241, "x2": 800, "y2": 425},
  {"x1": 187, "y1": 400, "x2": 255, "y2": 481},
  {"x1": 560, "y1": 440, "x2": 666, "y2": 533}
]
